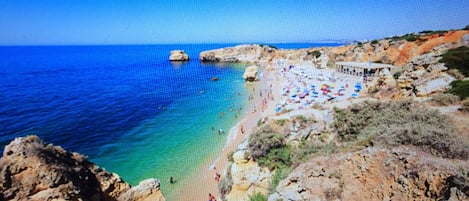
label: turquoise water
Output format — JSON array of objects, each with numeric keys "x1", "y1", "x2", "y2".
[{"x1": 92, "y1": 63, "x2": 250, "y2": 195}]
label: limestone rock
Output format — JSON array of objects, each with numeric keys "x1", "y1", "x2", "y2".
[
  {"x1": 243, "y1": 65, "x2": 258, "y2": 82},
  {"x1": 118, "y1": 179, "x2": 165, "y2": 201},
  {"x1": 269, "y1": 146, "x2": 469, "y2": 201},
  {"x1": 223, "y1": 148, "x2": 272, "y2": 201},
  {"x1": 169, "y1": 50, "x2": 189, "y2": 61},
  {"x1": 199, "y1": 44, "x2": 277, "y2": 63},
  {"x1": 0, "y1": 135, "x2": 165, "y2": 201},
  {"x1": 396, "y1": 52, "x2": 457, "y2": 97},
  {"x1": 414, "y1": 73, "x2": 455, "y2": 96}
]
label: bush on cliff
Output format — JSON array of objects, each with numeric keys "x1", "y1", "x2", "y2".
[
  {"x1": 334, "y1": 100, "x2": 469, "y2": 159},
  {"x1": 258, "y1": 146, "x2": 292, "y2": 170},
  {"x1": 430, "y1": 93, "x2": 460, "y2": 106},
  {"x1": 248, "y1": 192, "x2": 268, "y2": 201},
  {"x1": 441, "y1": 46, "x2": 469, "y2": 77},
  {"x1": 248, "y1": 123, "x2": 285, "y2": 160},
  {"x1": 449, "y1": 80, "x2": 469, "y2": 99}
]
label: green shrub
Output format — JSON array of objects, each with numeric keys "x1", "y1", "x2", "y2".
[
  {"x1": 449, "y1": 80, "x2": 469, "y2": 99},
  {"x1": 463, "y1": 25, "x2": 469, "y2": 30},
  {"x1": 295, "y1": 115, "x2": 309, "y2": 124},
  {"x1": 258, "y1": 146, "x2": 292, "y2": 170},
  {"x1": 402, "y1": 34, "x2": 418, "y2": 41},
  {"x1": 371, "y1": 40, "x2": 379, "y2": 45},
  {"x1": 269, "y1": 167, "x2": 292, "y2": 193},
  {"x1": 393, "y1": 71, "x2": 402, "y2": 79},
  {"x1": 430, "y1": 93, "x2": 460, "y2": 106},
  {"x1": 249, "y1": 192, "x2": 268, "y2": 201},
  {"x1": 419, "y1": 30, "x2": 447, "y2": 35},
  {"x1": 275, "y1": 119, "x2": 288, "y2": 126},
  {"x1": 248, "y1": 124, "x2": 285, "y2": 160},
  {"x1": 357, "y1": 42, "x2": 363, "y2": 47},
  {"x1": 333, "y1": 100, "x2": 468, "y2": 159},
  {"x1": 441, "y1": 46, "x2": 469, "y2": 77},
  {"x1": 308, "y1": 50, "x2": 321, "y2": 59}
]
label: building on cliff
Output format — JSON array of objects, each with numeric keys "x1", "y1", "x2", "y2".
[{"x1": 335, "y1": 61, "x2": 396, "y2": 78}]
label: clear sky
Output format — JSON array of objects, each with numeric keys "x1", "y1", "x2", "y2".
[{"x1": 1, "y1": 0, "x2": 468, "y2": 45}]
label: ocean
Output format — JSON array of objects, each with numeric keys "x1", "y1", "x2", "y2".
[{"x1": 0, "y1": 43, "x2": 343, "y2": 197}]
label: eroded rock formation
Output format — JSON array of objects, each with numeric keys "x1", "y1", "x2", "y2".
[
  {"x1": 0, "y1": 136, "x2": 165, "y2": 201},
  {"x1": 169, "y1": 50, "x2": 189, "y2": 61},
  {"x1": 243, "y1": 65, "x2": 258, "y2": 82}
]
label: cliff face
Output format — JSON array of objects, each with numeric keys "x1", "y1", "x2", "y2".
[
  {"x1": 270, "y1": 146, "x2": 469, "y2": 201},
  {"x1": 199, "y1": 44, "x2": 277, "y2": 63},
  {"x1": 199, "y1": 30, "x2": 469, "y2": 68},
  {"x1": 0, "y1": 136, "x2": 165, "y2": 201}
]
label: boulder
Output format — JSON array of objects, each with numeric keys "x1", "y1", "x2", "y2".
[
  {"x1": 243, "y1": 65, "x2": 258, "y2": 82},
  {"x1": 169, "y1": 50, "x2": 189, "y2": 61},
  {"x1": 225, "y1": 149, "x2": 272, "y2": 201},
  {"x1": 0, "y1": 135, "x2": 165, "y2": 201}
]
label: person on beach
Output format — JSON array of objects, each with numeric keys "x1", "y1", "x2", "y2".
[
  {"x1": 208, "y1": 193, "x2": 216, "y2": 201},
  {"x1": 240, "y1": 124, "x2": 245, "y2": 134},
  {"x1": 170, "y1": 176, "x2": 174, "y2": 184}
]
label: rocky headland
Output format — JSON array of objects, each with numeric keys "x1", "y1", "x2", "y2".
[{"x1": 0, "y1": 135, "x2": 165, "y2": 201}]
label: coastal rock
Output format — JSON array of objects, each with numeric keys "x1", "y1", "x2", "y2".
[
  {"x1": 0, "y1": 135, "x2": 165, "y2": 201},
  {"x1": 169, "y1": 50, "x2": 189, "y2": 61},
  {"x1": 118, "y1": 179, "x2": 165, "y2": 201},
  {"x1": 223, "y1": 149, "x2": 272, "y2": 201},
  {"x1": 243, "y1": 65, "x2": 258, "y2": 82},
  {"x1": 199, "y1": 44, "x2": 277, "y2": 63},
  {"x1": 395, "y1": 52, "x2": 456, "y2": 97},
  {"x1": 269, "y1": 146, "x2": 469, "y2": 201},
  {"x1": 414, "y1": 73, "x2": 455, "y2": 96}
]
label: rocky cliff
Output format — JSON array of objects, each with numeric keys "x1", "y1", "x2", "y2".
[
  {"x1": 270, "y1": 146, "x2": 469, "y2": 201},
  {"x1": 0, "y1": 136, "x2": 165, "y2": 201},
  {"x1": 199, "y1": 44, "x2": 277, "y2": 63},
  {"x1": 199, "y1": 30, "x2": 469, "y2": 68}
]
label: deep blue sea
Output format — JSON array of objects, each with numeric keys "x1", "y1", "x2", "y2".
[{"x1": 0, "y1": 43, "x2": 343, "y2": 197}]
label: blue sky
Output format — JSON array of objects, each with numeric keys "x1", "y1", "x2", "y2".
[{"x1": 1, "y1": 0, "x2": 468, "y2": 45}]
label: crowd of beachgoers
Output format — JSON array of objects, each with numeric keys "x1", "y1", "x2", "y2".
[{"x1": 274, "y1": 65, "x2": 364, "y2": 113}]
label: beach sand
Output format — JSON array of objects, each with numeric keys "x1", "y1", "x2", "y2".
[{"x1": 173, "y1": 65, "x2": 281, "y2": 201}]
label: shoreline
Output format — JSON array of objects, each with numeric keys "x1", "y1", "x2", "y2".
[{"x1": 174, "y1": 64, "x2": 280, "y2": 201}]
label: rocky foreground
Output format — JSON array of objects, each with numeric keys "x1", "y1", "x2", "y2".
[{"x1": 0, "y1": 135, "x2": 165, "y2": 201}]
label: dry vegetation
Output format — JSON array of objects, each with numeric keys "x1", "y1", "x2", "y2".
[{"x1": 334, "y1": 100, "x2": 469, "y2": 159}]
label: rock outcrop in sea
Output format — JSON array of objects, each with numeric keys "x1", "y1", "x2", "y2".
[
  {"x1": 242, "y1": 65, "x2": 258, "y2": 82},
  {"x1": 0, "y1": 135, "x2": 165, "y2": 201},
  {"x1": 199, "y1": 44, "x2": 277, "y2": 63},
  {"x1": 169, "y1": 50, "x2": 189, "y2": 61}
]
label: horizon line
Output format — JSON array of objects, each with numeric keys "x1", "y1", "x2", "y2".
[{"x1": 0, "y1": 41, "x2": 351, "y2": 47}]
